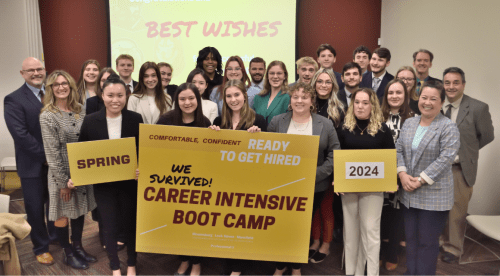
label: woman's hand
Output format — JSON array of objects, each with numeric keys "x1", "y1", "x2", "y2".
[
  {"x1": 247, "y1": 125, "x2": 261, "y2": 133},
  {"x1": 67, "y1": 179, "x2": 75, "y2": 189},
  {"x1": 60, "y1": 188, "x2": 72, "y2": 202},
  {"x1": 135, "y1": 168, "x2": 140, "y2": 180},
  {"x1": 399, "y1": 172, "x2": 414, "y2": 192},
  {"x1": 208, "y1": 125, "x2": 221, "y2": 131},
  {"x1": 332, "y1": 182, "x2": 345, "y2": 196}
]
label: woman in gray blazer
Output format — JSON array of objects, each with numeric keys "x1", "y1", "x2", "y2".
[
  {"x1": 396, "y1": 80, "x2": 460, "y2": 275},
  {"x1": 268, "y1": 82, "x2": 340, "y2": 276}
]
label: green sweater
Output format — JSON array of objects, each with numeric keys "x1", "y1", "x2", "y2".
[{"x1": 252, "y1": 91, "x2": 290, "y2": 124}]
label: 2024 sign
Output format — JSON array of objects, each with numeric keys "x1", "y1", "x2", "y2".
[{"x1": 345, "y1": 162, "x2": 385, "y2": 179}]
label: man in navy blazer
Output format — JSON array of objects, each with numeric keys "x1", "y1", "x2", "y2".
[
  {"x1": 316, "y1": 43, "x2": 345, "y2": 90},
  {"x1": 4, "y1": 57, "x2": 56, "y2": 265},
  {"x1": 116, "y1": 54, "x2": 138, "y2": 92},
  {"x1": 413, "y1": 49, "x2": 441, "y2": 95},
  {"x1": 440, "y1": 67, "x2": 495, "y2": 263},
  {"x1": 360, "y1": 47, "x2": 394, "y2": 102},
  {"x1": 339, "y1": 62, "x2": 363, "y2": 111}
]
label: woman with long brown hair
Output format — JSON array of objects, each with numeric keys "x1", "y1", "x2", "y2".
[
  {"x1": 86, "y1": 67, "x2": 117, "y2": 115},
  {"x1": 76, "y1": 59, "x2": 101, "y2": 107},
  {"x1": 127, "y1": 61, "x2": 173, "y2": 124}
]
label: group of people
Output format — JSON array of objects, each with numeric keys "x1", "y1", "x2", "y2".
[{"x1": 3, "y1": 43, "x2": 494, "y2": 276}]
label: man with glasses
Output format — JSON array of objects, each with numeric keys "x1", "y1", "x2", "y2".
[
  {"x1": 4, "y1": 57, "x2": 57, "y2": 265},
  {"x1": 413, "y1": 49, "x2": 440, "y2": 95}
]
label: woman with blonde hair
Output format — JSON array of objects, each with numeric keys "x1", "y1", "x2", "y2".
[
  {"x1": 127, "y1": 61, "x2": 173, "y2": 124},
  {"x1": 40, "y1": 70, "x2": 97, "y2": 270},
  {"x1": 337, "y1": 88, "x2": 395, "y2": 276},
  {"x1": 395, "y1": 66, "x2": 419, "y2": 114},
  {"x1": 76, "y1": 59, "x2": 101, "y2": 107},
  {"x1": 252, "y1": 61, "x2": 290, "y2": 124}
]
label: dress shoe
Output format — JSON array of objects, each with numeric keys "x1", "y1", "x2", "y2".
[
  {"x1": 117, "y1": 242, "x2": 126, "y2": 252},
  {"x1": 36, "y1": 252, "x2": 55, "y2": 266},
  {"x1": 63, "y1": 248, "x2": 89, "y2": 270},
  {"x1": 73, "y1": 241, "x2": 97, "y2": 263},
  {"x1": 441, "y1": 251, "x2": 459, "y2": 263},
  {"x1": 385, "y1": 258, "x2": 398, "y2": 271},
  {"x1": 308, "y1": 249, "x2": 317, "y2": 260},
  {"x1": 310, "y1": 251, "x2": 329, "y2": 263}
]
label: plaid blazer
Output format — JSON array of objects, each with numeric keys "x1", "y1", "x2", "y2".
[{"x1": 396, "y1": 113, "x2": 460, "y2": 211}]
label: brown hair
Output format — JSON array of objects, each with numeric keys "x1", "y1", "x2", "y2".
[
  {"x1": 76, "y1": 59, "x2": 101, "y2": 104},
  {"x1": 215, "y1": 56, "x2": 251, "y2": 101},
  {"x1": 288, "y1": 82, "x2": 316, "y2": 113},
  {"x1": 115, "y1": 54, "x2": 134, "y2": 66},
  {"x1": 381, "y1": 79, "x2": 413, "y2": 124},
  {"x1": 395, "y1": 66, "x2": 418, "y2": 101},
  {"x1": 220, "y1": 79, "x2": 256, "y2": 130},
  {"x1": 259, "y1": 60, "x2": 289, "y2": 97},
  {"x1": 131, "y1": 61, "x2": 172, "y2": 115}
]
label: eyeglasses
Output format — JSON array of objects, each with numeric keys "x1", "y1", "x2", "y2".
[
  {"x1": 316, "y1": 80, "x2": 333, "y2": 86},
  {"x1": 22, "y1": 68, "x2": 45, "y2": 74},
  {"x1": 226, "y1": 67, "x2": 241, "y2": 72},
  {"x1": 398, "y1": 77, "x2": 415, "y2": 82},
  {"x1": 52, "y1": 82, "x2": 69, "y2": 89}
]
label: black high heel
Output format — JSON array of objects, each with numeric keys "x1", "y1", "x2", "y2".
[{"x1": 63, "y1": 247, "x2": 89, "y2": 270}]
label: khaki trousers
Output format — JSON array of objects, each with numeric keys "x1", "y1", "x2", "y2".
[
  {"x1": 342, "y1": 192, "x2": 384, "y2": 276},
  {"x1": 442, "y1": 164, "x2": 473, "y2": 256}
]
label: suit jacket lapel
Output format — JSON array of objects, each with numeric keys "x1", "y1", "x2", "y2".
[
  {"x1": 278, "y1": 112, "x2": 292, "y2": 133},
  {"x1": 266, "y1": 92, "x2": 285, "y2": 116},
  {"x1": 411, "y1": 115, "x2": 441, "y2": 170},
  {"x1": 139, "y1": 96, "x2": 153, "y2": 124},
  {"x1": 22, "y1": 84, "x2": 43, "y2": 109},
  {"x1": 337, "y1": 89, "x2": 348, "y2": 109},
  {"x1": 96, "y1": 108, "x2": 110, "y2": 140},
  {"x1": 456, "y1": 95, "x2": 470, "y2": 127},
  {"x1": 312, "y1": 114, "x2": 323, "y2": 136}
]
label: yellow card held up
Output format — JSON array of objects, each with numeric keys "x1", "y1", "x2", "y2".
[
  {"x1": 136, "y1": 124, "x2": 319, "y2": 263},
  {"x1": 67, "y1": 138, "x2": 137, "y2": 186},
  {"x1": 334, "y1": 149, "x2": 397, "y2": 193}
]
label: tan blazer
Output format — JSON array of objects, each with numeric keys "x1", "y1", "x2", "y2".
[{"x1": 127, "y1": 94, "x2": 172, "y2": 124}]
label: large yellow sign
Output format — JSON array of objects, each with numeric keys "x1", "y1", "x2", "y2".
[
  {"x1": 67, "y1": 138, "x2": 137, "y2": 186},
  {"x1": 334, "y1": 149, "x2": 397, "y2": 193},
  {"x1": 136, "y1": 124, "x2": 319, "y2": 263}
]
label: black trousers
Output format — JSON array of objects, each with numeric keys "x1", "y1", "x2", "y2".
[
  {"x1": 380, "y1": 204, "x2": 405, "y2": 263},
  {"x1": 94, "y1": 180, "x2": 137, "y2": 270},
  {"x1": 56, "y1": 215, "x2": 85, "y2": 248}
]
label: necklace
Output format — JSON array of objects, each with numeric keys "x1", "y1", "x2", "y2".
[
  {"x1": 356, "y1": 124, "x2": 368, "y2": 135},
  {"x1": 292, "y1": 118, "x2": 310, "y2": 132}
]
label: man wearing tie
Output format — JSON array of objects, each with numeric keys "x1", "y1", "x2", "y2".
[
  {"x1": 339, "y1": 62, "x2": 363, "y2": 110},
  {"x1": 413, "y1": 49, "x2": 440, "y2": 95},
  {"x1": 4, "y1": 57, "x2": 57, "y2": 265},
  {"x1": 116, "y1": 54, "x2": 137, "y2": 93},
  {"x1": 440, "y1": 67, "x2": 495, "y2": 263},
  {"x1": 360, "y1": 47, "x2": 394, "y2": 102}
]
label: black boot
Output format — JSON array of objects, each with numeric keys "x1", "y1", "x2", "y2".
[
  {"x1": 63, "y1": 247, "x2": 89, "y2": 270},
  {"x1": 72, "y1": 241, "x2": 98, "y2": 263}
]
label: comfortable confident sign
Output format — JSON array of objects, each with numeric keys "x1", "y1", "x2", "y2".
[
  {"x1": 67, "y1": 138, "x2": 137, "y2": 186},
  {"x1": 334, "y1": 149, "x2": 397, "y2": 192},
  {"x1": 136, "y1": 124, "x2": 319, "y2": 263}
]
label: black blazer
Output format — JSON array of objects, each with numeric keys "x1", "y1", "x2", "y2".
[
  {"x1": 4, "y1": 83, "x2": 46, "y2": 178},
  {"x1": 213, "y1": 114, "x2": 267, "y2": 131},
  {"x1": 86, "y1": 96, "x2": 105, "y2": 115},
  {"x1": 360, "y1": 71, "x2": 394, "y2": 102},
  {"x1": 78, "y1": 108, "x2": 143, "y2": 153},
  {"x1": 132, "y1": 80, "x2": 138, "y2": 89},
  {"x1": 333, "y1": 70, "x2": 345, "y2": 90},
  {"x1": 166, "y1": 84, "x2": 179, "y2": 100},
  {"x1": 337, "y1": 88, "x2": 349, "y2": 112}
]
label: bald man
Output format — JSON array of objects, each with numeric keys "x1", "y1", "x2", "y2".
[{"x1": 4, "y1": 57, "x2": 57, "y2": 265}]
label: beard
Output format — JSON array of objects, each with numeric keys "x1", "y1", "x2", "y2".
[{"x1": 251, "y1": 74, "x2": 263, "y2": 83}]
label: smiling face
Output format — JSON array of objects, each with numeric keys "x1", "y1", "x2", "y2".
[
  {"x1": 159, "y1": 66, "x2": 172, "y2": 87},
  {"x1": 396, "y1": 69, "x2": 416, "y2": 92},
  {"x1": 203, "y1": 53, "x2": 217, "y2": 75},
  {"x1": 226, "y1": 61, "x2": 243, "y2": 80},
  {"x1": 418, "y1": 87, "x2": 443, "y2": 119},
  {"x1": 52, "y1": 75, "x2": 71, "y2": 101},
  {"x1": 342, "y1": 68, "x2": 362, "y2": 89},
  {"x1": 353, "y1": 91, "x2": 372, "y2": 120},
  {"x1": 191, "y1": 74, "x2": 207, "y2": 95},
  {"x1": 315, "y1": 73, "x2": 333, "y2": 99},
  {"x1": 290, "y1": 88, "x2": 313, "y2": 115},
  {"x1": 387, "y1": 82, "x2": 405, "y2": 110},
  {"x1": 249, "y1": 62, "x2": 265, "y2": 83},
  {"x1": 354, "y1": 52, "x2": 370, "y2": 71},
  {"x1": 298, "y1": 64, "x2": 315, "y2": 84},
  {"x1": 177, "y1": 89, "x2": 198, "y2": 116},
  {"x1": 116, "y1": 58, "x2": 134, "y2": 79},
  {"x1": 317, "y1": 49, "x2": 336, "y2": 69},
  {"x1": 413, "y1": 52, "x2": 432, "y2": 76},
  {"x1": 143, "y1": 68, "x2": 158, "y2": 90},
  {"x1": 103, "y1": 83, "x2": 127, "y2": 116},
  {"x1": 20, "y1": 58, "x2": 46, "y2": 88},
  {"x1": 370, "y1": 53, "x2": 390, "y2": 74},
  {"x1": 268, "y1": 65, "x2": 285, "y2": 89},
  {"x1": 443, "y1": 72, "x2": 465, "y2": 103},
  {"x1": 225, "y1": 86, "x2": 245, "y2": 112},
  {"x1": 83, "y1": 63, "x2": 99, "y2": 84}
]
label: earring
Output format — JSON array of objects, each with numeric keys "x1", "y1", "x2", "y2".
[
  {"x1": 288, "y1": 104, "x2": 292, "y2": 111},
  {"x1": 310, "y1": 105, "x2": 314, "y2": 111}
]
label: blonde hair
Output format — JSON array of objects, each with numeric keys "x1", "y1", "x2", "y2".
[
  {"x1": 311, "y1": 69, "x2": 344, "y2": 127},
  {"x1": 296, "y1": 57, "x2": 318, "y2": 71},
  {"x1": 41, "y1": 70, "x2": 82, "y2": 115},
  {"x1": 396, "y1": 66, "x2": 418, "y2": 101},
  {"x1": 221, "y1": 79, "x2": 256, "y2": 130},
  {"x1": 343, "y1": 88, "x2": 383, "y2": 136}
]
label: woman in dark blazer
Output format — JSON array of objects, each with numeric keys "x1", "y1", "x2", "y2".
[
  {"x1": 268, "y1": 82, "x2": 340, "y2": 275},
  {"x1": 77, "y1": 75, "x2": 143, "y2": 276},
  {"x1": 86, "y1": 67, "x2": 116, "y2": 115}
]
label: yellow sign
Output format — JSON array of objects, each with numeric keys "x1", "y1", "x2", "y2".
[
  {"x1": 334, "y1": 149, "x2": 397, "y2": 193},
  {"x1": 136, "y1": 124, "x2": 319, "y2": 263},
  {"x1": 67, "y1": 138, "x2": 137, "y2": 186}
]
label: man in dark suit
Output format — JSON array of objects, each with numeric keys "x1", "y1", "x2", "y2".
[
  {"x1": 353, "y1": 45, "x2": 371, "y2": 77},
  {"x1": 360, "y1": 47, "x2": 394, "y2": 102},
  {"x1": 413, "y1": 49, "x2": 440, "y2": 95},
  {"x1": 339, "y1": 62, "x2": 363, "y2": 110},
  {"x1": 440, "y1": 67, "x2": 495, "y2": 263},
  {"x1": 4, "y1": 57, "x2": 57, "y2": 265},
  {"x1": 116, "y1": 54, "x2": 138, "y2": 92},
  {"x1": 316, "y1": 43, "x2": 344, "y2": 90}
]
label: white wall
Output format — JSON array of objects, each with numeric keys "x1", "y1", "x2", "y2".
[
  {"x1": 0, "y1": 1, "x2": 31, "y2": 164},
  {"x1": 382, "y1": 0, "x2": 500, "y2": 215}
]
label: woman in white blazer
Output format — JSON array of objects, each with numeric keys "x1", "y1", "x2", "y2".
[{"x1": 127, "y1": 62, "x2": 172, "y2": 124}]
